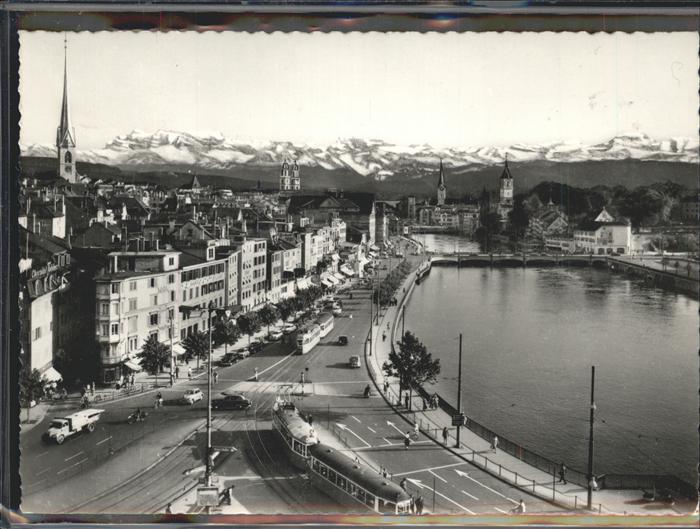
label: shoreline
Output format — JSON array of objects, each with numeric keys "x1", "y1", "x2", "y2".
[{"x1": 388, "y1": 241, "x2": 696, "y2": 500}]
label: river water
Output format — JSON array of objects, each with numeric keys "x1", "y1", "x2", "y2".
[{"x1": 408, "y1": 234, "x2": 698, "y2": 484}]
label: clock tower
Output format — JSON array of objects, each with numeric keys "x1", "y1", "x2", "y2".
[
  {"x1": 436, "y1": 159, "x2": 446, "y2": 206},
  {"x1": 499, "y1": 154, "x2": 514, "y2": 207}
]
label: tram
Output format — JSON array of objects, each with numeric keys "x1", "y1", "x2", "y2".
[
  {"x1": 316, "y1": 312, "x2": 334, "y2": 338},
  {"x1": 271, "y1": 398, "x2": 318, "y2": 470},
  {"x1": 307, "y1": 443, "x2": 412, "y2": 514},
  {"x1": 296, "y1": 323, "x2": 321, "y2": 355}
]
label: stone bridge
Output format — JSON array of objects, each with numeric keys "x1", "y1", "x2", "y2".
[{"x1": 428, "y1": 253, "x2": 699, "y2": 297}]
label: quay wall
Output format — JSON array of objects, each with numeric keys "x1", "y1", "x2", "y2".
[{"x1": 388, "y1": 242, "x2": 697, "y2": 499}]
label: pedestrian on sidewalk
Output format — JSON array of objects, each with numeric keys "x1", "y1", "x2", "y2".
[
  {"x1": 383, "y1": 380, "x2": 389, "y2": 394},
  {"x1": 307, "y1": 413, "x2": 313, "y2": 426},
  {"x1": 404, "y1": 395, "x2": 410, "y2": 410},
  {"x1": 382, "y1": 467, "x2": 388, "y2": 478},
  {"x1": 404, "y1": 432, "x2": 411, "y2": 450},
  {"x1": 415, "y1": 494, "x2": 424, "y2": 515},
  {"x1": 165, "y1": 503, "x2": 172, "y2": 514},
  {"x1": 409, "y1": 494, "x2": 415, "y2": 513},
  {"x1": 187, "y1": 367, "x2": 192, "y2": 381},
  {"x1": 175, "y1": 366, "x2": 180, "y2": 379},
  {"x1": 510, "y1": 499, "x2": 526, "y2": 514},
  {"x1": 213, "y1": 371, "x2": 219, "y2": 384},
  {"x1": 442, "y1": 426, "x2": 448, "y2": 445},
  {"x1": 558, "y1": 463, "x2": 567, "y2": 484},
  {"x1": 421, "y1": 397, "x2": 427, "y2": 411},
  {"x1": 254, "y1": 367, "x2": 259, "y2": 382},
  {"x1": 382, "y1": 333, "x2": 386, "y2": 342},
  {"x1": 491, "y1": 435, "x2": 499, "y2": 453},
  {"x1": 400, "y1": 478, "x2": 407, "y2": 491},
  {"x1": 91, "y1": 382, "x2": 95, "y2": 396}
]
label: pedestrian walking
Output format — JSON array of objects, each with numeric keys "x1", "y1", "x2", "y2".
[
  {"x1": 307, "y1": 413, "x2": 313, "y2": 426},
  {"x1": 383, "y1": 380, "x2": 389, "y2": 394},
  {"x1": 491, "y1": 435, "x2": 499, "y2": 453},
  {"x1": 409, "y1": 494, "x2": 415, "y2": 513},
  {"x1": 510, "y1": 499, "x2": 526, "y2": 514},
  {"x1": 404, "y1": 395, "x2": 410, "y2": 410},
  {"x1": 254, "y1": 367, "x2": 259, "y2": 382},
  {"x1": 213, "y1": 371, "x2": 219, "y2": 384},
  {"x1": 415, "y1": 495, "x2": 424, "y2": 515},
  {"x1": 165, "y1": 503, "x2": 172, "y2": 514},
  {"x1": 382, "y1": 467, "x2": 388, "y2": 478},
  {"x1": 400, "y1": 478, "x2": 407, "y2": 491},
  {"x1": 91, "y1": 382, "x2": 95, "y2": 396},
  {"x1": 175, "y1": 366, "x2": 180, "y2": 379},
  {"x1": 442, "y1": 426, "x2": 448, "y2": 445},
  {"x1": 404, "y1": 432, "x2": 411, "y2": 450},
  {"x1": 558, "y1": 463, "x2": 567, "y2": 484},
  {"x1": 187, "y1": 367, "x2": 192, "y2": 381},
  {"x1": 421, "y1": 397, "x2": 427, "y2": 411},
  {"x1": 382, "y1": 333, "x2": 386, "y2": 342}
]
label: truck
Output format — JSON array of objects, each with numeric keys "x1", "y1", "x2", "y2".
[{"x1": 43, "y1": 408, "x2": 105, "y2": 444}]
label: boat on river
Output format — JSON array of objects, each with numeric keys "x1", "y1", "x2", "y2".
[{"x1": 415, "y1": 259, "x2": 432, "y2": 284}]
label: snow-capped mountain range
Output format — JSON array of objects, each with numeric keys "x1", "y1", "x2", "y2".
[{"x1": 21, "y1": 130, "x2": 698, "y2": 181}]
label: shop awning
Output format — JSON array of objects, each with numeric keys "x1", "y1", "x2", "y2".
[
  {"x1": 326, "y1": 274, "x2": 340, "y2": 285},
  {"x1": 369, "y1": 251, "x2": 378, "y2": 259},
  {"x1": 42, "y1": 367, "x2": 63, "y2": 383},
  {"x1": 124, "y1": 360, "x2": 142, "y2": 372},
  {"x1": 340, "y1": 265, "x2": 355, "y2": 277},
  {"x1": 172, "y1": 343, "x2": 187, "y2": 357},
  {"x1": 321, "y1": 278, "x2": 334, "y2": 288},
  {"x1": 333, "y1": 273, "x2": 345, "y2": 283}
]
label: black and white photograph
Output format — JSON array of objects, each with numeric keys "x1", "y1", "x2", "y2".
[{"x1": 13, "y1": 26, "x2": 699, "y2": 520}]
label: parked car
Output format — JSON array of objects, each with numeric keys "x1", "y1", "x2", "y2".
[
  {"x1": 212, "y1": 394, "x2": 252, "y2": 410},
  {"x1": 218, "y1": 353, "x2": 239, "y2": 367},
  {"x1": 349, "y1": 355, "x2": 361, "y2": 368},
  {"x1": 183, "y1": 388, "x2": 204, "y2": 405},
  {"x1": 268, "y1": 330, "x2": 284, "y2": 341},
  {"x1": 282, "y1": 324, "x2": 297, "y2": 334},
  {"x1": 249, "y1": 342, "x2": 264, "y2": 355},
  {"x1": 332, "y1": 306, "x2": 343, "y2": 316},
  {"x1": 235, "y1": 348, "x2": 250, "y2": 359},
  {"x1": 338, "y1": 335, "x2": 349, "y2": 346}
]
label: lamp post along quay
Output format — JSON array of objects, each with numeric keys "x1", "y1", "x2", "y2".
[
  {"x1": 179, "y1": 301, "x2": 241, "y2": 500},
  {"x1": 587, "y1": 365, "x2": 597, "y2": 510}
]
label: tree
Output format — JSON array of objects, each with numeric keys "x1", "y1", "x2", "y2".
[
  {"x1": 277, "y1": 299, "x2": 295, "y2": 322},
  {"x1": 182, "y1": 330, "x2": 209, "y2": 370},
  {"x1": 213, "y1": 320, "x2": 240, "y2": 355},
  {"x1": 382, "y1": 331, "x2": 440, "y2": 410},
  {"x1": 237, "y1": 312, "x2": 262, "y2": 345},
  {"x1": 137, "y1": 334, "x2": 171, "y2": 387},
  {"x1": 258, "y1": 304, "x2": 280, "y2": 335},
  {"x1": 20, "y1": 363, "x2": 44, "y2": 423}
]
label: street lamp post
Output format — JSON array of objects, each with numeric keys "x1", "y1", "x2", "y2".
[
  {"x1": 586, "y1": 365, "x2": 596, "y2": 510},
  {"x1": 169, "y1": 315, "x2": 175, "y2": 387}
]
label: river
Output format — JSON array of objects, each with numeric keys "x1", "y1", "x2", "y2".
[{"x1": 407, "y1": 234, "x2": 698, "y2": 484}]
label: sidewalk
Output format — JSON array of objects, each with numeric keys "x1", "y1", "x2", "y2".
[{"x1": 364, "y1": 253, "x2": 696, "y2": 516}]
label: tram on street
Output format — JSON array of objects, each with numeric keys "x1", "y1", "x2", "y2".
[
  {"x1": 296, "y1": 323, "x2": 321, "y2": 354},
  {"x1": 307, "y1": 443, "x2": 412, "y2": 514},
  {"x1": 271, "y1": 397, "x2": 318, "y2": 470},
  {"x1": 316, "y1": 312, "x2": 334, "y2": 338}
]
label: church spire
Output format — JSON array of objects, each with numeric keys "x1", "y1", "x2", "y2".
[
  {"x1": 57, "y1": 34, "x2": 75, "y2": 148},
  {"x1": 437, "y1": 158, "x2": 445, "y2": 189},
  {"x1": 436, "y1": 158, "x2": 446, "y2": 206}
]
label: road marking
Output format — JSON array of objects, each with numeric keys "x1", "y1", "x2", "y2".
[
  {"x1": 65, "y1": 451, "x2": 84, "y2": 462},
  {"x1": 36, "y1": 468, "x2": 51, "y2": 477},
  {"x1": 96, "y1": 436, "x2": 112, "y2": 446},
  {"x1": 35, "y1": 451, "x2": 49, "y2": 459},
  {"x1": 394, "y1": 461, "x2": 468, "y2": 477},
  {"x1": 30, "y1": 478, "x2": 46, "y2": 487},
  {"x1": 367, "y1": 426, "x2": 376, "y2": 433},
  {"x1": 57, "y1": 457, "x2": 88, "y2": 475},
  {"x1": 461, "y1": 489, "x2": 479, "y2": 500},
  {"x1": 495, "y1": 507, "x2": 508, "y2": 514},
  {"x1": 336, "y1": 423, "x2": 372, "y2": 448},
  {"x1": 411, "y1": 480, "x2": 474, "y2": 514},
  {"x1": 429, "y1": 470, "x2": 447, "y2": 483},
  {"x1": 454, "y1": 469, "x2": 518, "y2": 504},
  {"x1": 351, "y1": 415, "x2": 361, "y2": 423}
]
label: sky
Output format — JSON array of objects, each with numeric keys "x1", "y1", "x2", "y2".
[{"x1": 19, "y1": 30, "x2": 699, "y2": 150}]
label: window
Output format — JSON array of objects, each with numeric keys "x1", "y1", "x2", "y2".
[
  {"x1": 128, "y1": 316, "x2": 138, "y2": 333},
  {"x1": 149, "y1": 278, "x2": 156, "y2": 288},
  {"x1": 150, "y1": 331, "x2": 158, "y2": 340},
  {"x1": 128, "y1": 336, "x2": 139, "y2": 351},
  {"x1": 33, "y1": 327, "x2": 41, "y2": 340},
  {"x1": 64, "y1": 151, "x2": 72, "y2": 163},
  {"x1": 168, "y1": 308, "x2": 174, "y2": 321},
  {"x1": 170, "y1": 291, "x2": 175, "y2": 302},
  {"x1": 152, "y1": 294, "x2": 158, "y2": 306},
  {"x1": 183, "y1": 290, "x2": 187, "y2": 302},
  {"x1": 168, "y1": 274, "x2": 175, "y2": 284},
  {"x1": 130, "y1": 281, "x2": 137, "y2": 291},
  {"x1": 101, "y1": 303, "x2": 109, "y2": 315},
  {"x1": 101, "y1": 324, "x2": 109, "y2": 336},
  {"x1": 180, "y1": 329, "x2": 186, "y2": 341},
  {"x1": 111, "y1": 323, "x2": 119, "y2": 335},
  {"x1": 168, "y1": 257, "x2": 175, "y2": 266},
  {"x1": 111, "y1": 283, "x2": 119, "y2": 294},
  {"x1": 150, "y1": 313, "x2": 159, "y2": 326},
  {"x1": 112, "y1": 302, "x2": 120, "y2": 315},
  {"x1": 129, "y1": 298, "x2": 137, "y2": 311}
]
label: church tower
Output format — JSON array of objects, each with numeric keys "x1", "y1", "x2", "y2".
[
  {"x1": 436, "y1": 159, "x2": 446, "y2": 206},
  {"x1": 279, "y1": 160, "x2": 291, "y2": 192},
  {"x1": 499, "y1": 154, "x2": 514, "y2": 207},
  {"x1": 291, "y1": 160, "x2": 301, "y2": 191},
  {"x1": 56, "y1": 36, "x2": 77, "y2": 183}
]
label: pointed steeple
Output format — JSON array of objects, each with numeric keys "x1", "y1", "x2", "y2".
[
  {"x1": 437, "y1": 158, "x2": 446, "y2": 189},
  {"x1": 500, "y1": 153, "x2": 513, "y2": 180},
  {"x1": 436, "y1": 158, "x2": 447, "y2": 206},
  {"x1": 57, "y1": 35, "x2": 75, "y2": 148}
]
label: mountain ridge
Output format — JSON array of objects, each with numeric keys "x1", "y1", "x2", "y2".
[{"x1": 21, "y1": 130, "x2": 699, "y2": 181}]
